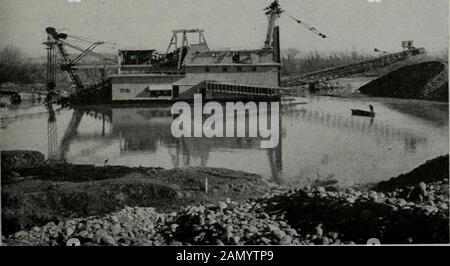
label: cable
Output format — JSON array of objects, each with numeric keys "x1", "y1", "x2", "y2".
[
  {"x1": 286, "y1": 12, "x2": 327, "y2": 39},
  {"x1": 283, "y1": 10, "x2": 396, "y2": 56}
]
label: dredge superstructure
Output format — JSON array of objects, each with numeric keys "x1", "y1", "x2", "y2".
[{"x1": 43, "y1": 0, "x2": 425, "y2": 104}]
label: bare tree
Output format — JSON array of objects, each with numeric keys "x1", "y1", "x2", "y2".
[
  {"x1": 0, "y1": 45, "x2": 25, "y2": 84},
  {"x1": 284, "y1": 47, "x2": 300, "y2": 61}
]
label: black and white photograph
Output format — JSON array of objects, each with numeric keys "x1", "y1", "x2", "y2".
[{"x1": 0, "y1": 0, "x2": 449, "y2": 251}]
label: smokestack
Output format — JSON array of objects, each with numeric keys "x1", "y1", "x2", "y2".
[
  {"x1": 273, "y1": 26, "x2": 281, "y2": 63},
  {"x1": 273, "y1": 26, "x2": 281, "y2": 86}
]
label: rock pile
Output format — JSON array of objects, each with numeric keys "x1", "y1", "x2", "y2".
[
  {"x1": 3, "y1": 154, "x2": 448, "y2": 246},
  {"x1": 4, "y1": 177, "x2": 448, "y2": 246}
]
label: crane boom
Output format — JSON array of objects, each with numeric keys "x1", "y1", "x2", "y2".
[
  {"x1": 45, "y1": 27, "x2": 86, "y2": 91},
  {"x1": 44, "y1": 27, "x2": 115, "y2": 92}
]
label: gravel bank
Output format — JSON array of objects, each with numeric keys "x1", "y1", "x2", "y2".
[{"x1": 3, "y1": 155, "x2": 448, "y2": 246}]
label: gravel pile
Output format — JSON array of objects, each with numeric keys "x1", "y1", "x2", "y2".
[
  {"x1": 4, "y1": 177, "x2": 448, "y2": 246},
  {"x1": 359, "y1": 61, "x2": 448, "y2": 102}
]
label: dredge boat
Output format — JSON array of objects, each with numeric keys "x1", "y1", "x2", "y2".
[
  {"x1": 43, "y1": 1, "x2": 425, "y2": 105},
  {"x1": 44, "y1": 1, "x2": 286, "y2": 104}
]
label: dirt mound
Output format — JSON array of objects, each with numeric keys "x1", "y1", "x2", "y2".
[
  {"x1": 359, "y1": 61, "x2": 448, "y2": 101},
  {"x1": 1, "y1": 157, "x2": 273, "y2": 236}
]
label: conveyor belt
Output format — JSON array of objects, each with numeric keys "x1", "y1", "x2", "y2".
[{"x1": 281, "y1": 48, "x2": 426, "y2": 87}]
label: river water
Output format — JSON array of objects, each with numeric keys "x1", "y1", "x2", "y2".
[{"x1": 1, "y1": 92, "x2": 448, "y2": 185}]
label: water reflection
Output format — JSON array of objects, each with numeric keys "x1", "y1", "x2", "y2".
[
  {"x1": 60, "y1": 104, "x2": 284, "y2": 182},
  {"x1": 1, "y1": 95, "x2": 447, "y2": 184},
  {"x1": 282, "y1": 107, "x2": 427, "y2": 152}
]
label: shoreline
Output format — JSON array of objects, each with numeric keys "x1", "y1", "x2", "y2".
[{"x1": 1, "y1": 151, "x2": 448, "y2": 246}]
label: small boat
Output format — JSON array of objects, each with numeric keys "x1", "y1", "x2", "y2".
[{"x1": 351, "y1": 105, "x2": 375, "y2": 117}]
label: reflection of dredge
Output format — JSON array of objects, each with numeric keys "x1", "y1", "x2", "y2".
[
  {"x1": 112, "y1": 107, "x2": 284, "y2": 181},
  {"x1": 44, "y1": 95, "x2": 59, "y2": 163},
  {"x1": 44, "y1": 105, "x2": 284, "y2": 181}
]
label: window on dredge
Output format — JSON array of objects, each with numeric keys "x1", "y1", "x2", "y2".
[{"x1": 232, "y1": 52, "x2": 240, "y2": 63}]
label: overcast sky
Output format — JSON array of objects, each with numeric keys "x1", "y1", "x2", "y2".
[{"x1": 0, "y1": 0, "x2": 448, "y2": 57}]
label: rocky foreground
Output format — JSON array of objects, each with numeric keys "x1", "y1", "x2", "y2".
[{"x1": 2, "y1": 155, "x2": 449, "y2": 246}]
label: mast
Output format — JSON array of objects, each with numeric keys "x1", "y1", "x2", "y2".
[{"x1": 263, "y1": 0, "x2": 283, "y2": 49}]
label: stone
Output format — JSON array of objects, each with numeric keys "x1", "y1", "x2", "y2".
[
  {"x1": 315, "y1": 225, "x2": 323, "y2": 237},
  {"x1": 14, "y1": 231, "x2": 27, "y2": 239},
  {"x1": 244, "y1": 232, "x2": 254, "y2": 240},
  {"x1": 101, "y1": 234, "x2": 117, "y2": 246},
  {"x1": 146, "y1": 222, "x2": 155, "y2": 231},
  {"x1": 247, "y1": 226, "x2": 258, "y2": 234},
  {"x1": 170, "y1": 224, "x2": 179, "y2": 232},
  {"x1": 424, "y1": 205, "x2": 438, "y2": 214},
  {"x1": 110, "y1": 215, "x2": 119, "y2": 223},
  {"x1": 321, "y1": 237, "x2": 330, "y2": 245},
  {"x1": 169, "y1": 241, "x2": 183, "y2": 246},
  {"x1": 418, "y1": 182, "x2": 427, "y2": 192},
  {"x1": 369, "y1": 191, "x2": 378, "y2": 200},
  {"x1": 225, "y1": 224, "x2": 233, "y2": 232},
  {"x1": 280, "y1": 235, "x2": 293, "y2": 245},
  {"x1": 78, "y1": 231, "x2": 90, "y2": 239},
  {"x1": 218, "y1": 201, "x2": 228, "y2": 210},
  {"x1": 438, "y1": 203, "x2": 448, "y2": 210},
  {"x1": 285, "y1": 228, "x2": 298, "y2": 236},
  {"x1": 266, "y1": 224, "x2": 278, "y2": 232},
  {"x1": 346, "y1": 197, "x2": 356, "y2": 204},
  {"x1": 258, "y1": 212, "x2": 270, "y2": 219},
  {"x1": 329, "y1": 232, "x2": 339, "y2": 240},
  {"x1": 317, "y1": 187, "x2": 326, "y2": 193},
  {"x1": 65, "y1": 226, "x2": 75, "y2": 237},
  {"x1": 76, "y1": 223, "x2": 84, "y2": 230},
  {"x1": 397, "y1": 199, "x2": 407, "y2": 207},
  {"x1": 261, "y1": 237, "x2": 271, "y2": 245},
  {"x1": 272, "y1": 229, "x2": 286, "y2": 240},
  {"x1": 110, "y1": 224, "x2": 122, "y2": 235}
]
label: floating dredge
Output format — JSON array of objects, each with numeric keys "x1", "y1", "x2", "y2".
[{"x1": 43, "y1": 0, "x2": 425, "y2": 105}]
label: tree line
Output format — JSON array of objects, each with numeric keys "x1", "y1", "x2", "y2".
[
  {"x1": 0, "y1": 45, "x2": 112, "y2": 88},
  {"x1": 0, "y1": 45, "x2": 47, "y2": 85},
  {"x1": 280, "y1": 48, "x2": 371, "y2": 77}
]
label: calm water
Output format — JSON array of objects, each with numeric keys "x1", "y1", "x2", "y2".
[{"x1": 1, "y1": 94, "x2": 448, "y2": 185}]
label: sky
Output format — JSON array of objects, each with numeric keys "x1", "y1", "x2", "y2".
[{"x1": 0, "y1": 0, "x2": 448, "y2": 57}]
